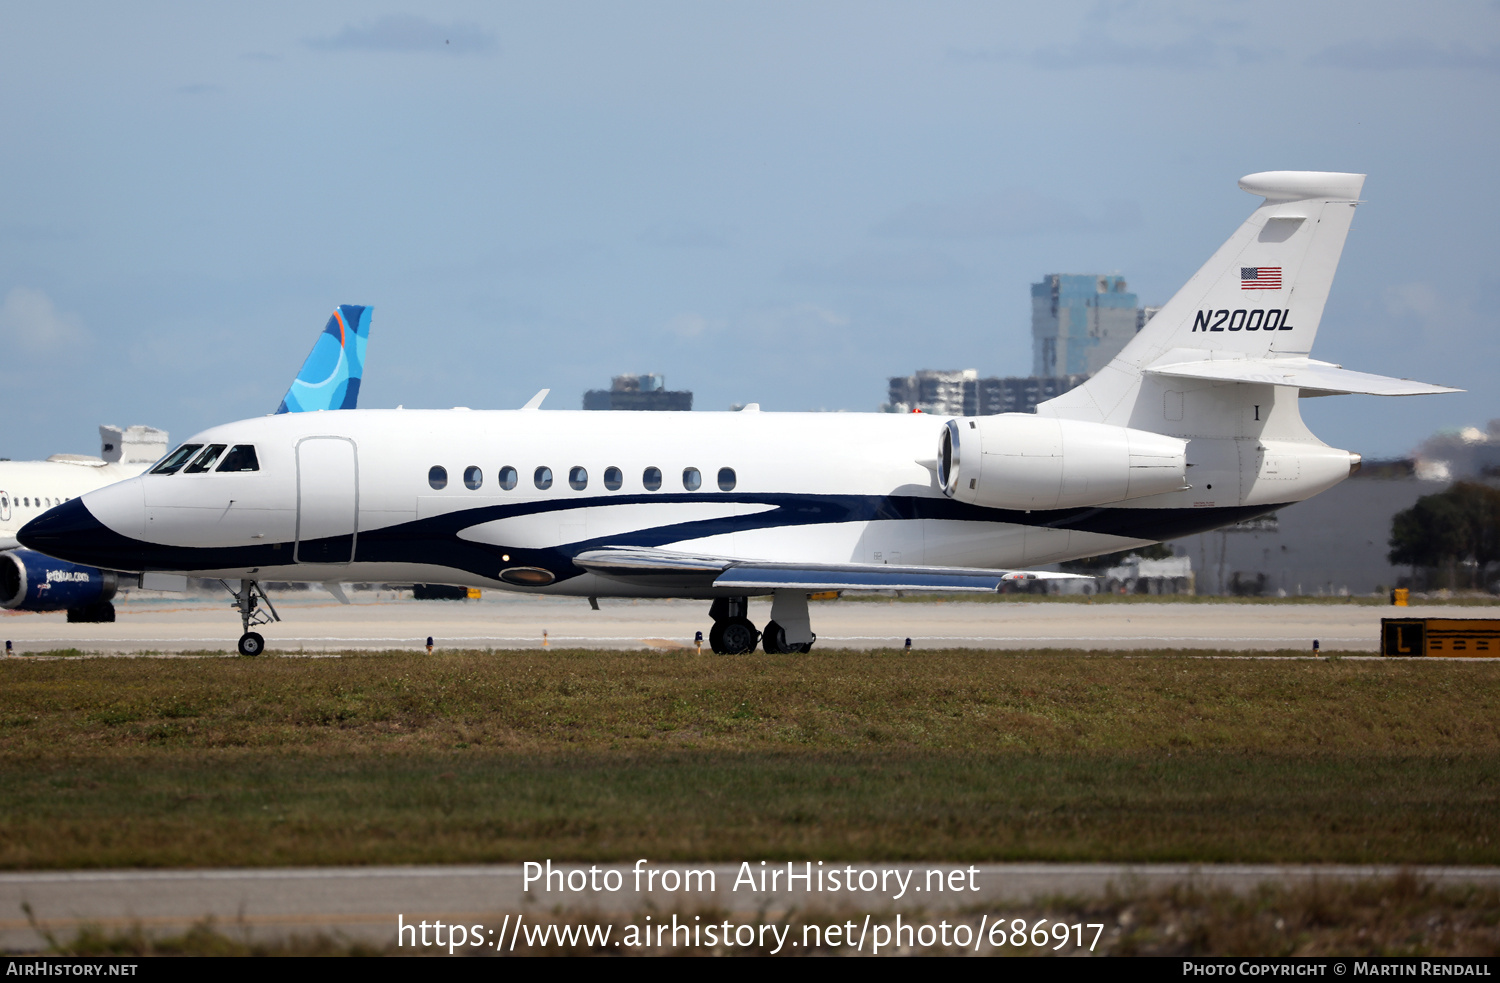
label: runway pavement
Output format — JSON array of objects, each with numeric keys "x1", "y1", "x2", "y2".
[
  {"x1": 5, "y1": 863, "x2": 1499, "y2": 950},
  {"x1": 0, "y1": 589, "x2": 1473, "y2": 655}
]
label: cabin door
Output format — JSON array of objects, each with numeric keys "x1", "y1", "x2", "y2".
[{"x1": 295, "y1": 437, "x2": 357, "y2": 564}]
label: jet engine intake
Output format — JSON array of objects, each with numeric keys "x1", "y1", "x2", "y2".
[
  {"x1": 938, "y1": 415, "x2": 1188, "y2": 510},
  {"x1": 0, "y1": 548, "x2": 118, "y2": 612}
]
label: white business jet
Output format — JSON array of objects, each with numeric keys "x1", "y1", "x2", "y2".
[
  {"x1": 0, "y1": 305, "x2": 371, "y2": 621},
  {"x1": 20, "y1": 173, "x2": 1458, "y2": 655}
]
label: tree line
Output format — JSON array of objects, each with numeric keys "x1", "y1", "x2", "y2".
[{"x1": 1388, "y1": 481, "x2": 1500, "y2": 589}]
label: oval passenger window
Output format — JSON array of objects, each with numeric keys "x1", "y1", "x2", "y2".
[
  {"x1": 534, "y1": 467, "x2": 553, "y2": 490},
  {"x1": 603, "y1": 467, "x2": 622, "y2": 491},
  {"x1": 428, "y1": 466, "x2": 447, "y2": 490},
  {"x1": 569, "y1": 467, "x2": 588, "y2": 491},
  {"x1": 642, "y1": 467, "x2": 662, "y2": 491},
  {"x1": 499, "y1": 466, "x2": 517, "y2": 490},
  {"x1": 717, "y1": 467, "x2": 736, "y2": 491},
  {"x1": 464, "y1": 466, "x2": 483, "y2": 490}
]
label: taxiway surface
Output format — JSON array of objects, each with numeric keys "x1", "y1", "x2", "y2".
[{"x1": 0, "y1": 590, "x2": 1469, "y2": 654}]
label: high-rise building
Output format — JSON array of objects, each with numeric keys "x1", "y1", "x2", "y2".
[
  {"x1": 583, "y1": 373, "x2": 693, "y2": 411},
  {"x1": 1032, "y1": 274, "x2": 1140, "y2": 377}
]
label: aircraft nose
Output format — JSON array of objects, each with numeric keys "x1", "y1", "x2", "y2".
[{"x1": 18, "y1": 498, "x2": 116, "y2": 567}]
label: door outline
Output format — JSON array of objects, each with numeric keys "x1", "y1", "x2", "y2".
[{"x1": 294, "y1": 436, "x2": 358, "y2": 564}]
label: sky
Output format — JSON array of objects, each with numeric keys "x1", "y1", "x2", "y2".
[{"x1": 1, "y1": 1, "x2": 1497, "y2": 461}]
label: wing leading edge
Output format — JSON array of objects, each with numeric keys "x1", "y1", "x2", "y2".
[{"x1": 572, "y1": 546, "x2": 1088, "y2": 593}]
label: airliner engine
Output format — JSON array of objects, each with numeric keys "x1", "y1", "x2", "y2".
[
  {"x1": 937, "y1": 415, "x2": 1188, "y2": 511},
  {"x1": 0, "y1": 548, "x2": 117, "y2": 621}
]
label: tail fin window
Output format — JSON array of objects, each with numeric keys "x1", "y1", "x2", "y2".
[
  {"x1": 151, "y1": 444, "x2": 203, "y2": 475},
  {"x1": 183, "y1": 444, "x2": 227, "y2": 474},
  {"x1": 216, "y1": 445, "x2": 260, "y2": 472}
]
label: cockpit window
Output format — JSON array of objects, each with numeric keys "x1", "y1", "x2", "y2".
[
  {"x1": 216, "y1": 445, "x2": 260, "y2": 472},
  {"x1": 183, "y1": 444, "x2": 227, "y2": 474},
  {"x1": 150, "y1": 444, "x2": 203, "y2": 475}
]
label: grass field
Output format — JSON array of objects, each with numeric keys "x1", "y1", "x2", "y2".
[{"x1": 1, "y1": 648, "x2": 1498, "y2": 868}]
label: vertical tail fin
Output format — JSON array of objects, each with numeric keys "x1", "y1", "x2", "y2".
[
  {"x1": 275, "y1": 304, "x2": 372, "y2": 414},
  {"x1": 1040, "y1": 172, "x2": 1364, "y2": 426}
]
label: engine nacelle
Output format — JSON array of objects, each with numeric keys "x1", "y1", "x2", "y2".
[
  {"x1": 0, "y1": 548, "x2": 117, "y2": 612},
  {"x1": 937, "y1": 414, "x2": 1189, "y2": 510}
]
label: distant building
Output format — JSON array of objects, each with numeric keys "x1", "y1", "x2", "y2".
[
  {"x1": 584, "y1": 373, "x2": 693, "y2": 411},
  {"x1": 886, "y1": 370, "x2": 1086, "y2": 416},
  {"x1": 884, "y1": 272, "x2": 1152, "y2": 417},
  {"x1": 1032, "y1": 274, "x2": 1141, "y2": 377},
  {"x1": 1177, "y1": 467, "x2": 1447, "y2": 596}
]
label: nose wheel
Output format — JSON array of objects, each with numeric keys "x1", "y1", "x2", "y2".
[{"x1": 222, "y1": 578, "x2": 280, "y2": 656}]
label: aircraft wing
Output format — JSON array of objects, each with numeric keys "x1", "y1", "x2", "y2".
[
  {"x1": 572, "y1": 546, "x2": 1089, "y2": 593},
  {"x1": 1144, "y1": 355, "x2": 1460, "y2": 396}
]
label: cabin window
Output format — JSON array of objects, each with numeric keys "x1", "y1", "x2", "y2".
[
  {"x1": 682, "y1": 467, "x2": 701, "y2": 491},
  {"x1": 604, "y1": 467, "x2": 622, "y2": 491},
  {"x1": 499, "y1": 466, "x2": 518, "y2": 490},
  {"x1": 216, "y1": 445, "x2": 260, "y2": 472},
  {"x1": 718, "y1": 467, "x2": 736, "y2": 491},
  {"x1": 428, "y1": 466, "x2": 448, "y2": 490},
  {"x1": 23, "y1": 498, "x2": 29, "y2": 507},
  {"x1": 643, "y1": 467, "x2": 662, "y2": 491},
  {"x1": 182, "y1": 444, "x2": 227, "y2": 474},
  {"x1": 464, "y1": 466, "x2": 483, "y2": 490},
  {"x1": 151, "y1": 444, "x2": 203, "y2": 475},
  {"x1": 569, "y1": 467, "x2": 588, "y2": 491},
  {"x1": 534, "y1": 466, "x2": 553, "y2": 490}
]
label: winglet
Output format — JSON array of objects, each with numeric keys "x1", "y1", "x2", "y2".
[
  {"x1": 275, "y1": 305, "x2": 373, "y2": 414},
  {"x1": 521, "y1": 388, "x2": 550, "y2": 410}
]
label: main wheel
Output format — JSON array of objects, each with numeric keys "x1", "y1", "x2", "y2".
[
  {"x1": 763, "y1": 621, "x2": 813, "y2": 654},
  {"x1": 237, "y1": 631, "x2": 265, "y2": 657},
  {"x1": 710, "y1": 617, "x2": 759, "y2": 655}
]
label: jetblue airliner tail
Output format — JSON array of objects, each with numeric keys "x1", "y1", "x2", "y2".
[{"x1": 275, "y1": 304, "x2": 372, "y2": 414}]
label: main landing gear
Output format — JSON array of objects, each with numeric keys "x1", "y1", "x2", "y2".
[
  {"x1": 707, "y1": 597, "x2": 760, "y2": 655},
  {"x1": 707, "y1": 592, "x2": 817, "y2": 655},
  {"x1": 222, "y1": 578, "x2": 280, "y2": 656}
]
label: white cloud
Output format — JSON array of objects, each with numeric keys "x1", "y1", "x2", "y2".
[
  {"x1": 308, "y1": 15, "x2": 496, "y2": 55},
  {"x1": 0, "y1": 287, "x2": 87, "y2": 354},
  {"x1": 664, "y1": 313, "x2": 725, "y2": 340},
  {"x1": 875, "y1": 191, "x2": 1140, "y2": 239}
]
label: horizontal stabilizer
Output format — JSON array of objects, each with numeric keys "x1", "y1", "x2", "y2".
[
  {"x1": 574, "y1": 547, "x2": 1088, "y2": 593},
  {"x1": 1144, "y1": 354, "x2": 1460, "y2": 396}
]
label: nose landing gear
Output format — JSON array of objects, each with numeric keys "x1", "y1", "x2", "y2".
[{"x1": 222, "y1": 578, "x2": 280, "y2": 656}]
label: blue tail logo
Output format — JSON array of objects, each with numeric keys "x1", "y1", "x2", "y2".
[{"x1": 275, "y1": 305, "x2": 372, "y2": 414}]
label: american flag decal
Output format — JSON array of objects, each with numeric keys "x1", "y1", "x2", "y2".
[{"x1": 1241, "y1": 266, "x2": 1282, "y2": 290}]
